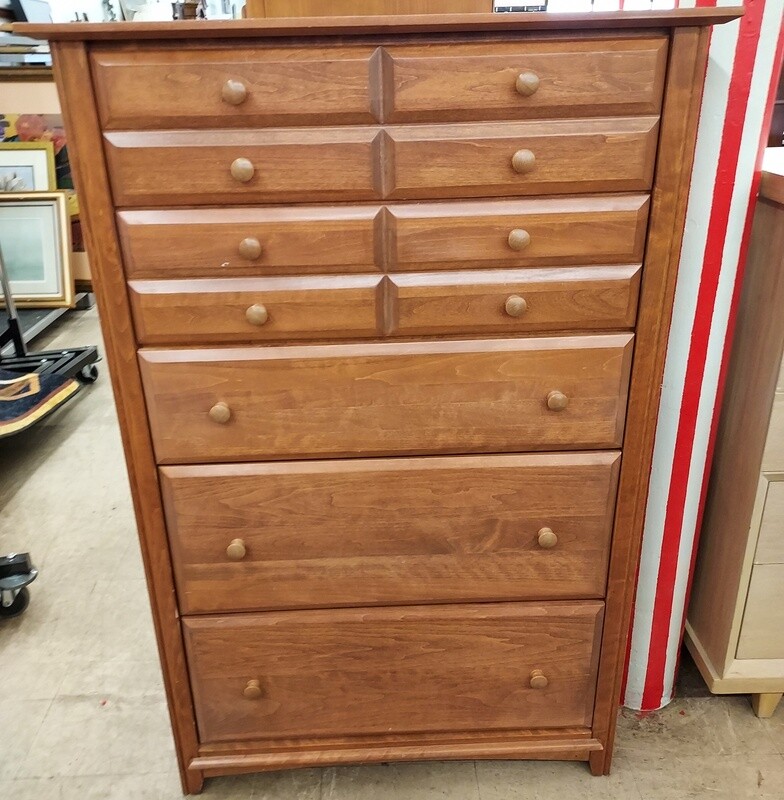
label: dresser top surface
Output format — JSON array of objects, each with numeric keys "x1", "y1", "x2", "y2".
[{"x1": 17, "y1": 7, "x2": 742, "y2": 42}]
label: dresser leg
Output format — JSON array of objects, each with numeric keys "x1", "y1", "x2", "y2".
[
  {"x1": 181, "y1": 766, "x2": 204, "y2": 795},
  {"x1": 751, "y1": 693, "x2": 783, "y2": 718},
  {"x1": 589, "y1": 749, "x2": 607, "y2": 776}
]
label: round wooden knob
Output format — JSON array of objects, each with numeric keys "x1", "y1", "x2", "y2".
[
  {"x1": 222, "y1": 79, "x2": 248, "y2": 106},
  {"x1": 238, "y1": 237, "x2": 262, "y2": 260},
  {"x1": 507, "y1": 229, "x2": 531, "y2": 252},
  {"x1": 516, "y1": 71, "x2": 540, "y2": 97},
  {"x1": 537, "y1": 527, "x2": 558, "y2": 549},
  {"x1": 529, "y1": 670, "x2": 549, "y2": 690},
  {"x1": 512, "y1": 149, "x2": 536, "y2": 175},
  {"x1": 246, "y1": 304, "x2": 268, "y2": 326},
  {"x1": 505, "y1": 295, "x2": 528, "y2": 318},
  {"x1": 243, "y1": 679, "x2": 262, "y2": 700},
  {"x1": 226, "y1": 538, "x2": 246, "y2": 561},
  {"x1": 231, "y1": 158, "x2": 254, "y2": 183},
  {"x1": 209, "y1": 402, "x2": 231, "y2": 424},
  {"x1": 546, "y1": 390, "x2": 569, "y2": 412}
]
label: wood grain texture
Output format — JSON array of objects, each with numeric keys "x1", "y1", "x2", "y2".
[
  {"x1": 91, "y1": 45, "x2": 378, "y2": 129},
  {"x1": 251, "y1": 0, "x2": 504, "y2": 16},
  {"x1": 755, "y1": 480, "x2": 784, "y2": 565},
  {"x1": 589, "y1": 27, "x2": 713, "y2": 776},
  {"x1": 117, "y1": 195, "x2": 649, "y2": 279},
  {"x1": 182, "y1": 601, "x2": 604, "y2": 743},
  {"x1": 160, "y1": 452, "x2": 620, "y2": 614},
  {"x1": 139, "y1": 335, "x2": 634, "y2": 464},
  {"x1": 104, "y1": 128, "x2": 381, "y2": 207},
  {"x1": 389, "y1": 265, "x2": 641, "y2": 336},
  {"x1": 117, "y1": 206, "x2": 379, "y2": 279},
  {"x1": 737, "y1": 565, "x2": 784, "y2": 660},
  {"x1": 128, "y1": 275, "x2": 384, "y2": 345},
  {"x1": 384, "y1": 38, "x2": 667, "y2": 122},
  {"x1": 387, "y1": 118, "x2": 659, "y2": 200},
  {"x1": 389, "y1": 195, "x2": 650, "y2": 270},
  {"x1": 16, "y1": 9, "x2": 744, "y2": 41},
  {"x1": 689, "y1": 196, "x2": 784, "y2": 676},
  {"x1": 49, "y1": 41, "x2": 204, "y2": 795},
  {"x1": 762, "y1": 351, "x2": 784, "y2": 471}
]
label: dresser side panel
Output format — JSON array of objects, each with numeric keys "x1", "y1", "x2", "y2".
[{"x1": 51, "y1": 40, "x2": 203, "y2": 795}]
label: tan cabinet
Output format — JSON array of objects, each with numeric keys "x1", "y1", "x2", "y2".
[{"x1": 686, "y1": 160, "x2": 784, "y2": 718}]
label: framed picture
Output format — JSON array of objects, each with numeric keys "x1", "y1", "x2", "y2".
[
  {"x1": 0, "y1": 141, "x2": 56, "y2": 192},
  {"x1": 0, "y1": 192, "x2": 73, "y2": 308}
]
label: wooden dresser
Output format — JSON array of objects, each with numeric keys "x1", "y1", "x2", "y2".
[
  {"x1": 24, "y1": 9, "x2": 740, "y2": 794},
  {"x1": 686, "y1": 152, "x2": 784, "y2": 720}
]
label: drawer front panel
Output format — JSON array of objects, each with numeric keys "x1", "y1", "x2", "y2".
[
  {"x1": 389, "y1": 195, "x2": 650, "y2": 270},
  {"x1": 385, "y1": 38, "x2": 668, "y2": 122},
  {"x1": 139, "y1": 335, "x2": 634, "y2": 463},
  {"x1": 91, "y1": 45, "x2": 378, "y2": 129},
  {"x1": 117, "y1": 207, "x2": 380, "y2": 279},
  {"x1": 755, "y1": 480, "x2": 784, "y2": 565},
  {"x1": 390, "y1": 266, "x2": 641, "y2": 336},
  {"x1": 387, "y1": 118, "x2": 659, "y2": 200},
  {"x1": 129, "y1": 276, "x2": 383, "y2": 345},
  {"x1": 737, "y1": 564, "x2": 784, "y2": 660},
  {"x1": 183, "y1": 601, "x2": 604, "y2": 742},
  {"x1": 104, "y1": 129, "x2": 381, "y2": 207},
  {"x1": 162, "y1": 452, "x2": 620, "y2": 614}
]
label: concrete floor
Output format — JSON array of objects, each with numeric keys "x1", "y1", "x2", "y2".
[{"x1": 1, "y1": 307, "x2": 784, "y2": 799}]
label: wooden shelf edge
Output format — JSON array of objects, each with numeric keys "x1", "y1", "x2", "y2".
[{"x1": 17, "y1": 8, "x2": 743, "y2": 41}]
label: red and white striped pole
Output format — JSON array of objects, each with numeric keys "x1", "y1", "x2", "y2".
[{"x1": 624, "y1": 0, "x2": 784, "y2": 711}]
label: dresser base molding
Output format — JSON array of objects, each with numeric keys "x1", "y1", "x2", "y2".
[{"x1": 190, "y1": 731, "x2": 602, "y2": 779}]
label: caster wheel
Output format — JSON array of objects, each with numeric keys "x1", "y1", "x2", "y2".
[
  {"x1": 79, "y1": 364, "x2": 99, "y2": 384},
  {"x1": 0, "y1": 587, "x2": 30, "y2": 618}
]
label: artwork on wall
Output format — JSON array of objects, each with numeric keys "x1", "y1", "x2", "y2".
[
  {"x1": 0, "y1": 192, "x2": 74, "y2": 308},
  {"x1": 0, "y1": 141, "x2": 56, "y2": 192}
]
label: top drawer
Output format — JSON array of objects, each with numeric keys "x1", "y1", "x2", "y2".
[
  {"x1": 91, "y1": 45, "x2": 378, "y2": 130},
  {"x1": 90, "y1": 37, "x2": 667, "y2": 130},
  {"x1": 384, "y1": 37, "x2": 668, "y2": 123}
]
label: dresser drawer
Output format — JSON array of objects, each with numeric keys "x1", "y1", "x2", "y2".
[
  {"x1": 387, "y1": 118, "x2": 659, "y2": 199},
  {"x1": 117, "y1": 207, "x2": 379, "y2": 279},
  {"x1": 91, "y1": 45, "x2": 378, "y2": 130},
  {"x1": 138, "y1": 335, "x2": 633, "y2": 463},
  {"x1": 390, "y1": 265, "x2": 641, "y2": 336},
  {"x1": 183, "y1": 601, "x2": 604, "y2": 743},
  {"x1": 737, "y1": 564, "x2": 784, "y2": 660},
  {"x1": 162, "y1": 452, "x2": 619, "y2": 614},
  {"x1": 104, "y1": 129, "x2": 381, "y2": 207},
  {"x1": 129, "y1": 275, "x2": 383, "y2": 345},
  {"x1": 384, "y1": 37, "x2": 667, "y2": 123},
  {"x1": 389, "y1": 195, "x2": 650, "y2": 270}
]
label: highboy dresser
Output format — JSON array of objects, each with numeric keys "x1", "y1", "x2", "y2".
[{"x1": 24, "y1": 8, "x2": 741, "y2": 793}]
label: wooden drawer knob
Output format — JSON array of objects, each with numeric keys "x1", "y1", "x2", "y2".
[
  {"x1": 505, "y1": 295, "x2": 527, "y2": 318},
  {"x1": 515, "y1": 71, "x2": 540, "y2": 97},
  {"x1": 546, "y1": 390, "x2": 568, "y2": 412},
  {"x1": 507, "y1": 229, "x2": 531, "y2": 251},
  {"x1": 209, "y1": 402, "x2": 231, "y2": 424},
  {"x1": 226, "y1": 538, "x2": 246, "y2": 561},
  {"x1": 238, "y1": 237, "x2": 262, "y2": 260},
  {"x1": 231, "y1": 158, "x2": 255, "y2": 183},
  {"x1": 529, "y1": 669, "x2": 549, "y2": 690},
  {"x1": 246, "y1": 303, "x2": 269, "y2": 326},
  {"x1": 537, "y1": 527, "x2": 558, "y2": 549},
  {"x1": 512, "y1": 149, "x2": 536, "y2": 174},
  {"x1": 222, "y1": 79, "x2": 248, "y2": 106},
  {"x1": 243, "y1": 679, "x2": 262, "y2": 700}
]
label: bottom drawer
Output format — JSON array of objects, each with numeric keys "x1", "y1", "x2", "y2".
[
  {"x1": 737, "y1": 564, "x2": 784, "y2": 659},
  {"x1": 183, "y1": 601, "x2": 603, "y2": 744}
]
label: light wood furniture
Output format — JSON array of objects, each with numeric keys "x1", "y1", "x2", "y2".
[
  {"x1": 23, "y1": 8, "x2": 741, "y2": 794},
  {"x1": 686, "y1": 151, "x2": 784, "y2": 719}
]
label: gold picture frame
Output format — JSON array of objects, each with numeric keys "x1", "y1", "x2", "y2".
[
  {"x1": 0, "y1": 191, "x2": 73, "y2": 308},
  {"x1": 0, "y1": 140, "x2": 56, "y2": 192}
]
